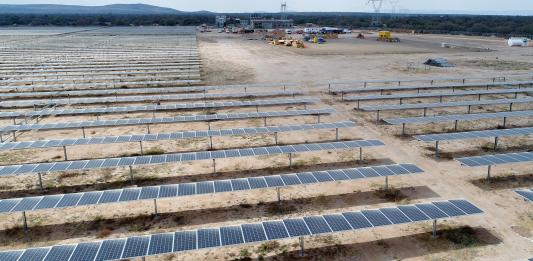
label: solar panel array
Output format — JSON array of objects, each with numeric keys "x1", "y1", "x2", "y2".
[
  {"x1": 0, "y1": 121, "x2": 356, "y2": 151},
  {"x1": 0, "y1": 199, "x2": 483, "y2": 261},
  {"x1": 0, "y1": 109, "x2": 334, "y2": 133},
  {"x1": 359, "y1": 98, "x2": 533, "y2": 111},
  {"x1": 515, "y1": 189, "x2": 533, "y2": 201},
  {"x1": 344, "y1": 88, "x2": 533, "y2": 102},
  {"x1": 383, "y1": 110, "x2": 533, "y2": 125},
  {"x1": 333, "y1": 81, "x2": 533, "y2": 94},
  {"x1": 0, "y1": 139, "x2": 384, "y2": 176},
  {"x1": 0, "y1": 98, "x2": 318, "y2": 119},
  {"x1": 457, "y1": 151, "x2": 533, "y2": 167},
  {"x1": 0, "y1": 164, "x2": 422, "y2": 214},
  {"x1": 415, "y1": 127, "x2": 533, "y2": 142},
  {"x1": 0, "y1": 91, "x2": 304, "y2": 108}
]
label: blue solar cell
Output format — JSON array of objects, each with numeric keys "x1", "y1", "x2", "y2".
[
  {"x1": 121, "y1": 236, "x2": 150, "y2": 258},
  {"x1": 361, "y1": 210, "x2": 393, "y2": 226},
  {"x1": 280, "y1": 174, "x2": 301, "y2": 186},
  {"x1": 0, "y1": 250, "x2": 23, "y2": 261},
  {"x1": 327, "y1": 170, "x2": 350, "y2": 181},
  {"x1": 385, "y1": 165, "x2": 410, "y2": 175},
  {"x1": 98, "y1": 190, "x2": 122, "y2": 204},
  {"x1": 118, "y1": 188, "x2": 141, "y2": 202},
  {"x1": 0, "y1": 199, "x2": 22, "y2": 213},
  {"x1": 303, "y1": 216, "x2": 332, "y2": 234},
  {"x1": 43, "y1": 245, "x2": 76, "y2": 261},
  {"x1": 230, "y1": 179, "x2": 250, "y2": 191},
  {"x1": 241, "y1": 224, "x2": 267, "y2": 243},
  {"x1": 342, "y1": 212, "x2": 373, "y2": 229},
  {"x1": 94, "y1": 239, "x2": 126, "y2": 261},
  {"x1": 214, "y1": 180, "x2": 233, "y2": 192},
  {"x1": 148, "y1": 233, "x2": 174, "y2": 255},
  {"x1": 311, "y1": 171, "x2": 334, "y2": 182},
  {"x1": 55, "y1": 193, "x2": 82, "y2": 208},
  {"x1": 69, "y1": 242, "x2": 101, "y2": 261},
  {"x1": 262, "y1": 221, "x2": 289, "y2": 240},
  {"x1": 415, "y1": 204, "x2": 448, "y2": 219},
  {"x1": 178, "y1": 183, "x2": 196, "y2": 196},
  {"x1": 78, "y1": 192, "x2": 103, "y2": 206},
  {"x1": 379, "y1": 208, "x2": 411, "y2": 224},
  {"x1": 372, "y1": 166, "x2": 396, "y2": 177},
  {"x1": 264, "y1": 176, "x2": 285, "y2": 187},
  {"x1": 18, "y1": 248, "x2": 50, "y2": 261},
  {"x1": 174, "y1": 231, "x2": 197, "y2": 252},
  {"x1": 139, "y1": 186, "x2": 159, "y2": 200},
  {"x1": 159, "y1": 185, "x2": 178, "y2": 198},
  {"x1": 220, "y1": 226, "x2": 245, "y2": 246},
  {"x1": 196, "y1": 181, "x2": 215, "y2": 194},
  {"x1": 197, "y1": 229, "x2": 221, "y2": 249},
  {"x1": 342, "y1": 168, "x2": 365, "y2": 179},
  {"x1": 283, "y1": 218, "x2": 311, "y2": 237},
  {"x1": 33, "y1": 195, "x2": 62, "y2": 210},
  {"x1": 432, "y1": 202, "x2": 466, "y2": 217},
  {"x1": 358, "y1": 168, "x2": 380, "y2": 177},
  {"x1": 449, "y1": 200, "x2": 483, "y2": 214},
  {"x1": 323, "y1": 214, "x2": 352, "y2": 231},
  {"x1": 398, "y1": 206, "x2": 430, "y2": 221},
  {"x1": 12, "y1": 197, "x2": 42, "y2": 212},
  {"x1": 295, "y1": 172, "x2": 318, "y2": 184},
  {"x1": 248, "y1": 177, "x2": 268, "y2": 189}
]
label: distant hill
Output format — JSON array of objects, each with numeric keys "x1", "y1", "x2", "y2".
[{"x1": 0, "y1": 4, "x2": 184, "y2": 15}]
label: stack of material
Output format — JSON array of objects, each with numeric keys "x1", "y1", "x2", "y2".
[{"x1": 424, "y1": 58, "x2": 455, "y2": 67}]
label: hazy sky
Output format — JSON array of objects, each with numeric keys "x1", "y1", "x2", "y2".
[{"x1": 2, "y1": 0, "x2": 533, "y2": 14}]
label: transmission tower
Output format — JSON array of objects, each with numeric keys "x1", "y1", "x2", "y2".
[
  {"x1": 280, "y1": 2, "x2": 288, "y2": 20},
  {"x1": 367, "y1": 0, "x2": 384, "y2": 27}
]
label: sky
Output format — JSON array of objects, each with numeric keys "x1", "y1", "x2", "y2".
[{"x1": 2, "y1": 0, "x2": 533, "y2": 15}]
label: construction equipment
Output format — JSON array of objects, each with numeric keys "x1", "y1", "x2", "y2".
[{"x1": 377, "y1": 31, "x2": 400, "y2": 42}]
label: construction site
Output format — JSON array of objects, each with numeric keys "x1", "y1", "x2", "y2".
[{"x1": 0, "y1": 2, "x2": 531, "y2": 261}]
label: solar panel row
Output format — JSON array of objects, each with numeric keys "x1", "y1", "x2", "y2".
[
  {"x1": 515, "y1": 189, "x2": 533, "y2": 201},
  {"x1": 333, "y1": 80, "x2": 533, "y2": 94},
  {"x1": 0, "y1": 163, "x2": 422, "y2": 214},
  {"x1": 0, "y1": 121, "x2": 356, "y2": 151},
  {"x1": 0, "y1": 91, "x2": 304, "y2": 108},
  {"x1": 383, "y1": 110, "x2": 533, "y2": 125},
  {"x1": 0, "y1": 109, "x2": 334, "y2": 133},
  {"x1": 0, "y1": 74, "x2": 201, "y2": 86},
  {"x1": 457, "y1": 151, "x2": 533, "y2": 167},
  {"x1": 359, "y1": 98, "x2": 533, "y2": 111},
  {"x1": 0, "y1": 139, "x2": 384, "y2": 176},
  {"x1": 0, "y1": 98, "x2": 318, "y2": 119},
  {"x1": 0, "y1": 79, "x2": 202, "y2": 91},
  {"x1": 415, "y1": 127, "x2": 533, "y2": 142},
  {"x1": 344, "y1": 88, "x2": 533, "y2": 102},
  {"x1": 0, "y1": 199, "x2": 483, "y2": 261}
]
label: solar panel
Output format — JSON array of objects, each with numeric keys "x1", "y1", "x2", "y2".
[
  {"x1": 360, "y1": 98, "x2": 533, "y2": 112},
  {"x1": 432, "y1": 201, "x2": 467, "y2": 217},
  {"x1": 415, "y1": 204, "x2": 448, "y2": 219},
  {"x1": 0, "y1": 199, "x2": 483, "y2": 260},
  {"x1": 0, "y1": 91, "x2": 305, "y2": 108},
  {"x1": 515, "y1": 189, "x2": 533, "y2": 201},
  {"x1": 416, "y1": 127, "x2": 533, "y2": 142},
  {"x1": 0, "y1": 250, "x2": 22, "y2": 261},
  {"x1": 457, "y1": 152, "x2": 533, "y2": 167},
  {"x1": 0, "y1": 164, "x2": 423, "y2": 214},
  {"x1": 0, "y1": 109, "x2": 335, "y2": 134},
  {"x1": 384, "y1": 110, "x2": 533, "y2": 125}
]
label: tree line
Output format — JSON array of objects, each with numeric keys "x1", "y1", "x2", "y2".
[{"x1": 1, "y1": 13, "x2": 532, "y2": 37}]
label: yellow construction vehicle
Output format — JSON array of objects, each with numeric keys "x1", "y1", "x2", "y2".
[{"x1": 377, "y1": 31, "x2": 400, "y2": 42}]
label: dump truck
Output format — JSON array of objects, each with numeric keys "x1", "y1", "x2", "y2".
[{"x1": 377, "y1": 31, "x2": 400, "y2": 42}]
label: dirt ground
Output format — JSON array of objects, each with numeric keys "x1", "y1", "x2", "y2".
[{"x1": 0, "y1": 29, "x2": 532, "y2": 261}]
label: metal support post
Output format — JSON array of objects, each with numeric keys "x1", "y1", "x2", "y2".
[
  {"x1": 478, "y1": 94, "x2": 481, "y2": 101},
  {"x1": 82, "y1": 127, "x2": 86, "y2": 138},
  {"x1": 328, "y1": 83, "x2": 331, "y2": 93},
  {"x1": 494, "y1": 137, "x2": 499, "y2": 151},
  {"x1": 359, "y1": 147, "x2": 363, "y2": 162},
  {"x1": 399, "y1": 98, "x2": 403, "y2": 105},
  {"x1": 423, "y1": 107, "x2": 428, "y2": 117},
  {"x1": 439, "y1": 96, "x2": 443, "y2": 103},
  {"x1": 244, "y1": 87, "x2": 247, "y2": 93},
  {"x1": 335, "y1": 128, "x2": 339, "y2": 141},
  {"x1": 509, "y1": 103, "x2": 514, "y2": 112},
  {"x1": 129, "y1": 166, "x2": 134, "y2": 184},
  {"x1": 153, "y1": 199, "x2": 158, "y2": 215},
  {"x1": 341, "y1": 92, "x2": 344, "y2": 101},
  {"x1": 22, "y1": 211, "x2": 28, "y2": 232},
  {"x1": 13, "y1": 118, "x2": 16, "y2": 125},
  {"x1": 288, "y1": 153, "x2": 292, "y2": 168},
  {"x1": 503, "y1": 117, "x2": 507, "y2": 128},
  {"x1": 0, "y1": 133, "x2": 3, "y2": 143},
  {"x1": 209, "y1": 136, "x2": 213, "y2": 150},
  {"x1": 256, "y1": 105, "x2": 259, "y2": 113},
  {"x1": 12, "y1": 131, "x2": 16, "y2": 142},
  {"x1": 146, "y1": 124, "x2": 151, "y2": 134},
  {"x1": 208, "y1": 121, "x2": 211, "y2": 130},
  {"x1": 299, "y1": 236, "x2": 305, "y2": 257},
  {"x1": 402, "y1": 123, "x2": 406, "y2": 136},
  {"x1": 435, "y1": 141, "x2": 440, "y2": 159},
  {"x1": 213, "y1": 159, "x2": 216, "y2": 175},
  {"x1": 357, "y1": 100, "x2": 360, "y2": 109},
  {"x1": 63, "y1": 146, "x2": 68, "y2": 161},
  {"x1": 385, "y1": 176, "x2": 389, "y2": 190},
  {"x1": 454, "y1": 120, "x2": 459, "y2": 132},
  {"x1": 274, "y1": 132, "x2": 278, "y2": 145},
  {"x1": 467, "y1": 105, "x2": 472, "y2": 114},
  {"x1": 276, "y1": 187, "x2": 281, "y2": 204},
  {"x1": 376, "y1": 111, "x2": 380, "y2": 123},
  {"x1": 432, "y1": 220, "x2": 437, "y2": 238},
  {"x1": 139, "y1": 141, "x2": 144, "y2": 155},
  {"x1": 487, "y1": 165, "x2": 492, "y2": 181},
  {"x1": 96, "y1": 114, "x2": 100, "y2": 121},
  {"x1": 38, "y1": 172, "x2": 43, "y2": 190},
  {"x1": 317, "y1": 114, "x2": 321, "y2": 123},
  {"x1": 514, "y1": 92, "x2": 518, "y2": 98},
  {"x1": 263, "y1": 117, "x2": 267, "y2": 127}
]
